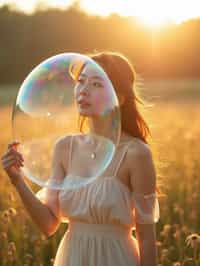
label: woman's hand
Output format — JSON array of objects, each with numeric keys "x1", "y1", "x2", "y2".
[
  {"x1": 1, "y1": 141, "x2": 24, "y2": 185},
  {"x1": 1, "y1": 140, "x2": 62, "y2": 237}
]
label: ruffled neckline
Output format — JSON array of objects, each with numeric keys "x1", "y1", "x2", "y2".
[
  {"x1": 59, "y1": 173, "x2": 131, "y2": 194},
  {"x1": 59, "y1": 174, "x2": 157, "y2": 202}
]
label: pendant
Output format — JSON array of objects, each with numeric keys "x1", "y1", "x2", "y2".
[{"x1": 91, "y1": 152, "x2": 96, "y2": 159}]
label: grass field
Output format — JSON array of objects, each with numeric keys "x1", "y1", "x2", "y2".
[{"x1": 0, "y1": 80, "x2": 200, "y2": 265}]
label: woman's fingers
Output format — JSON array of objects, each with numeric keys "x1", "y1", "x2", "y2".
[
  {"x1": 2, "y1": 148, "x2": 24, "y2": 161},
  {"x1": 1, "y1": 151, "x2": 24, "y2": 169},
  {"x1": 2, "y1": 154, "x2": 15, "y2": 162},
  {"x1": 1, "y1": 142, "x2": 24, "y2": 183},
  {"x1": 2, "y1": 155, "x2": 24, "y2": 169},
  {"x1": 11, "y1": 150, "x2": 24, "y2": 161},
  {"x1": 5, "y1": 159, "x2": 23, "y2": 170},
  {"x1": 3, "y1": 154, "x2": 24, "y2": 165},
  {"x1": 3, "y1": 159, "x2": 18, "y2": 170},
  {"x1": 1, "y1": 142, "x2": 24, "y2": 172}
]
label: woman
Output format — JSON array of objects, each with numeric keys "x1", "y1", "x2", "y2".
[{"x1": 1, "y1": 51, "x2": 160, "y2": 266}]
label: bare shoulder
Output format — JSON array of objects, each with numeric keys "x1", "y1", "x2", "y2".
[
  {"x1": 52, "y1": 135, "x2": 73, "y2": 173},
  {"x1": 126, "y1": 137, "x2": 156, "y2": 193},
  {"x1": 54, "y1": 135, "x2": 72, "y2": 151},
  {"x1": 53, "y1": 135, "x2": 72, "y2": 164},
  {"x1": 126, "y1": 137, "x2": 152, "y2": 160}
]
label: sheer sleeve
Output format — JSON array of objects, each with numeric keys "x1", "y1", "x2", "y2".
[
  {"x1": 132, "y1": 192, "x2": 160, "y2": 224},
  {"x1": 36, "y1": 185, "x2": 61, "y2": 221}
]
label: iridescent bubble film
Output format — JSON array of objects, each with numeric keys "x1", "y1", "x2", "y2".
[{"x1": 12, "y1": 53, "x2": 121, "y2": 190}]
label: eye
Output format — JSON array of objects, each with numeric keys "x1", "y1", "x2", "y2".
[{"x1": 93, "y1": 81, "x2": 103, "y2": 88}]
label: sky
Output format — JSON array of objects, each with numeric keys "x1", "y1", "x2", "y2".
[{"x1": 0, "y1": 0, "x2": 200, "y2": 27}]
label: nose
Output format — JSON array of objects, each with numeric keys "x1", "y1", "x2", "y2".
[
  {"x1": 78, "y1": 82, "x2": 89, "y2": 96},
  {"x1": 78, "y1": 89, "x2": 88, "y2": 97}
]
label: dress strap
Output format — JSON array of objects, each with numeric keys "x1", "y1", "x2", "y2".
[
  {"x1": 67, "y1": 135, "x2": 74, "y2": 173},
  {"x1": 112, "y1": 141, "x2": 133, "y2": 177}
]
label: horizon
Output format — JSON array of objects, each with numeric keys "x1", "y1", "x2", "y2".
[{"x1": 0, "y1": 0, "x2": 200, "y2": 28}]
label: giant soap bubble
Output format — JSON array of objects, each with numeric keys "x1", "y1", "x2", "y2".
[{"x1": 12, "y1": 53, "x2": 121, "y2": 190}]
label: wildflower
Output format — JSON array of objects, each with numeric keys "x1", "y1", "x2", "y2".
[
  {"x1": 161, "y1": 248, "x2": 169, "y2": 261},
  {"x1": 173, "y1": 204, "x2": 184, "y2": 216},
  {"x1": 162, "y1": 248, "x2": 169, "y2": 256},
  {"x1": 7, "y1": 250, "x2": 14, "y2": 261},
  {"x1": 173, "y1": 262, "x2": 181, "y2": 266},
  {"x1": 160, "y1": 224, "x2": 172, "y2": 237},
  {"x1": 163, "y1": 224, "x2": 172, "y2": 234},
  {"x1": 185, "y1": 233, "x2": 200, "y2": 248},
  {"x1": 24, "y1": 253, "x2": 33, "y2": 263},
  {"x1": 50, "y1": 258, "x2": 55, "y2": 264},
  {"x1": 7, "y1": 242, "x2": 17, "y2": 263},
  {"x1": 7, "y1": 207, "x2": 17, "y2": 217},
  {"x1": 2, "y1": 210, "x2": 10, "y2": 222},
  {"x1": 8, "y1": 242, "x2": 16, "y2": 253},
  {"x1": 156, "y1": 241, "x2": 162, "y2": 247}
]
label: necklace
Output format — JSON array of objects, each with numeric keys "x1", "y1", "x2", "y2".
[
  {"x1": 91, "y1": 152, "x2": 96, "y2": 159},
  {"x1": 85, "y1": 134, "x2": 101, "y2": 160}
]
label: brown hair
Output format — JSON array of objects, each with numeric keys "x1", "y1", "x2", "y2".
[{"x1": 79, "y1": 51, "x2": 152, "y2": 144}]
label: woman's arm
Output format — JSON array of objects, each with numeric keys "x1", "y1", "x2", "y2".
[
  {"x1": 1, "y1": 138, "x2": 66, "y2": 237},
  {"x1": 127, "y1": 141, "x2": 159, "y2": 266},
  {"x1": 135, "y1": 223, "x2": 157, "y2": 266},
  {"x1": 13, "y1": 177, "x2": 60, "y2": 237}
]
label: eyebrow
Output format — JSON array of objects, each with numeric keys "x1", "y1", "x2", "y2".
[{"x1": 80, "y1": 73, "x2": 104, "y2": 80}]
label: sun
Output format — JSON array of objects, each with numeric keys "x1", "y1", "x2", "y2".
[
  {"x1": 135, "y1": 14, "x2": 172, "y2": 30},
  {"x1": 80, "y1": 0, "x2": 177, "y2": 29},
  {"x1": 117, "y1": 1, "x2": 176, "y2": 29}
]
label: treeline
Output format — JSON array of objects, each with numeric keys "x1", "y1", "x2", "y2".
[{"x1": 0, "y1": 3, "x2": 200, "y2": 84}]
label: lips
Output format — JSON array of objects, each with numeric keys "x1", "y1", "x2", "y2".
[{"x1": 77, "y1": 98, "x2": 90, "y2": 107}]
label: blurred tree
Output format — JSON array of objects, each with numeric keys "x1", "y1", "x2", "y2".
[{"x1": 0, "y1": 3, "x2": 199, "y2": 84}]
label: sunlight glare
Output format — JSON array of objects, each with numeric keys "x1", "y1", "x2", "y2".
[
  {"x1": 0, "y1": 0, "x2": 199, "y2": 25},
  {"x1": 81, "y1": 0, "x2": 200, "y2": 27}
]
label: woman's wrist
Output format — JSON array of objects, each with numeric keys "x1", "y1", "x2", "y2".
[{"x1": 10, "y1": 173, "x2": 24, "y2": 188}]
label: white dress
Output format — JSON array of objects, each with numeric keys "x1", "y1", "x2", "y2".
[{"x1": 36, "y1": 136, "x2": 160, "y2": 266}]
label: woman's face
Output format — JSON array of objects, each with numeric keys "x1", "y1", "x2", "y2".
[{"x1": 74, "y1": 64, "x2": 112, "y2": 118}]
